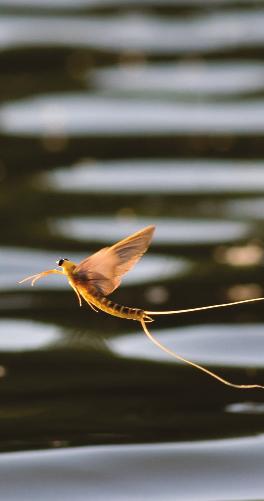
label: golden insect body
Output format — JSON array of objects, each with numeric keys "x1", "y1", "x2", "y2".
[{"x1": 19, "y1": 225, "x2": 264, "y2": 390}]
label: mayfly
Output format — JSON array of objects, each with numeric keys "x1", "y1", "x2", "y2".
[{"x1": 19, "y1": 225, "x2": 264, "y2": 389}]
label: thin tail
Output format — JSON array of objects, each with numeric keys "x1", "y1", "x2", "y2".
[
  {"x1": 145, "y1": 297, "x2": 264, "y2": 316},
  {"x1": 140, "y1": 318, "x2": 264, "y2": 389}
]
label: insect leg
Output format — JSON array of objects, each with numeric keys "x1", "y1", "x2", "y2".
[
  {"x1": 87, "y1": 301, "x2": 99, "y2": 312},
  {"x1": 69, "y1": 284, "x2": 83, "y2": 307}
]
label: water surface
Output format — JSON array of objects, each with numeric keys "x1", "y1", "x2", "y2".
[{"x1": 1, "y1": 1, "x2": 264, "y2": 499}]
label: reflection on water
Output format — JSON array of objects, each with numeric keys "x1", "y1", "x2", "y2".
[
  {"x1": 1, "y1": 10, "x2": 264, "y2": 54},
  {"x1": 41, "y1": 160, "x2": 264, "y2": 194},
  {"x1": 93, "y1": 61, "x2": 264, "y2": 96},
  {"x1": 4, "y1": 95, "x2": 264, "y2": 135},
  {"x1": 1, "y1": 436, "x2": 264, "y2": 501},
  {"x1": 1, "y1": 0, "x2": 264, "y2": 8},
  {"x1": 109, "y1": 323, "x2": 264, "y2": 368},
  {"x1": 53, "y1": 216, "x2": 250, "y2": 244},
  {"x1": 226, "y1": 198, "x2": 264, "y2": 220},
  {"x1": 2, "y1": 0, "x2": 264, "y2": 497},
  {"x1": 0, "y1": 319, "x2": 61, "y2": 351},
  {"x1": 226, "y1": 401, "x2": 264, "y2": 414}
]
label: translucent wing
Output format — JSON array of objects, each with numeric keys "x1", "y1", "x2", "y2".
[{"x1": 75, "y1": 225, "x2": 155, "y2": 295}]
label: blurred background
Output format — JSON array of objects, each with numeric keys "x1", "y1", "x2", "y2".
[{"x1": 1, "y1": 0, "x2": 264, "y2": 498}]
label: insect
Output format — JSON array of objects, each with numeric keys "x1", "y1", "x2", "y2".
[{"x1": 19, "y1": 225, "x2": 264, "y2": 390}]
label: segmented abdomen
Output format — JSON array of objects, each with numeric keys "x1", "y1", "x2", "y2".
[
  {"x1": 80, "y1": 288, "x2": 144, "y2": 320},
  {"x1": 96, "y1": 296, "x2": 144, "y2": 320}
]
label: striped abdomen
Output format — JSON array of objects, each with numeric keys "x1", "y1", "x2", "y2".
[
  {"x1": 95, "y1": 296, "x2": 144, "y2": 320},
  {"x1": 80, "y1": 288, "x2": 144, "y2": 320}
]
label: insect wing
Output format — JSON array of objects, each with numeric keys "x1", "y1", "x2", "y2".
[{"x1": 75, "y1": 225, "x2": 155, "y2": 295}]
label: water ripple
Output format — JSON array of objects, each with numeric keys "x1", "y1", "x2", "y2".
[
  {"x1": 0, "y1": 319, "x2": 61, "y2": 351},
  {"x1": 3, "y1": 95, "x2": 264, "y2": 136},
  {"x1": 225, "y1": 198, "x2": 264, "y2": 220},
  {"x1": 93, "y1": 61, "x2": 264, "y2": 97},
  {"x1": 0, "y1": 11, "x2": 264, "y2": 53},
  {"x1": 41, "y1": 160, "x2": 264, "y2": 195},
  {"x1": 109, "y1": 323, "x2": 264, "y2": 368},
  {"x1": 1, "y1": 0, "x2": 263, "y2": 9},
  {"x1": 0, "y1": 437, "x2": 264, "y2": 501},
  {"x1": 52, "y1": 216, "x2": 251, "y2": 245}
]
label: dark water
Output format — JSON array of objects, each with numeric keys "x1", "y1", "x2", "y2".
[{"x1": 2, "y1": 1, "x2": 264, "y2": 499}]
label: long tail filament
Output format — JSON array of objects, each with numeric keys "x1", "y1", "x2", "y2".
[
  {"x1": 145, "y1": 296, "x2": 264, "y2": 316},
  {"x1": 140, "y1": 318, "x2": 264, "y2": 389}
]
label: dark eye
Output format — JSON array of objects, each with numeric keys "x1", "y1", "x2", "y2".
[{"x1": 56, "y1": 257, "x2": 69, "y2": 266}]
